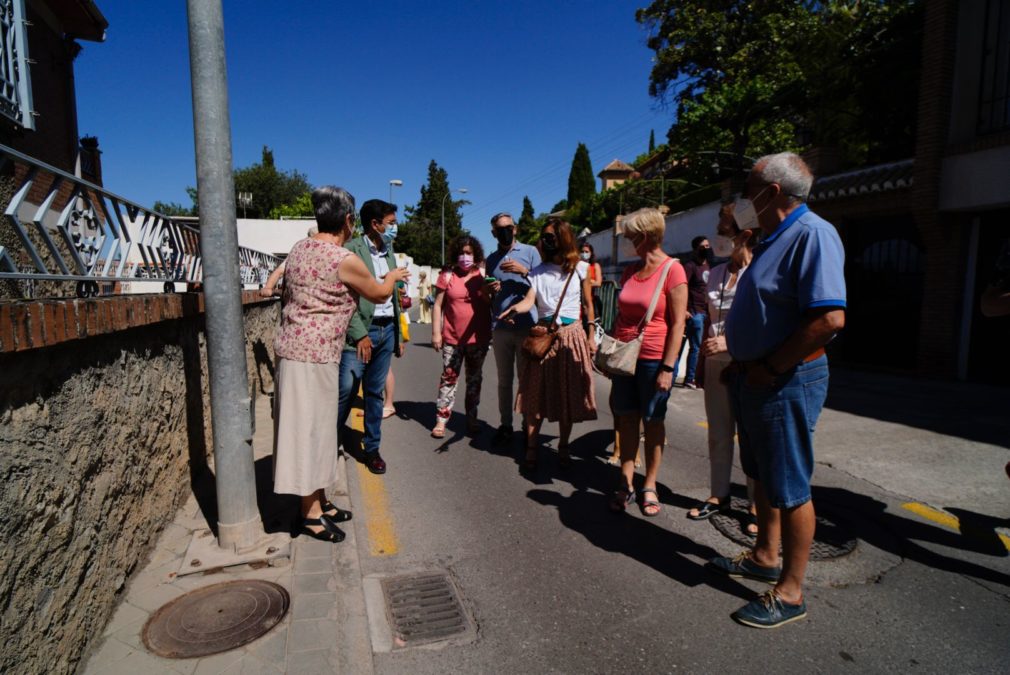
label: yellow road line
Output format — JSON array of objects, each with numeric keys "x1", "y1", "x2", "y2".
[
  {"x1": 349, "y1": 394, "x2": 399, "y2": 557},
  {"x1": 901, "y1": 502, "x2": 1010, "y2": 552}
]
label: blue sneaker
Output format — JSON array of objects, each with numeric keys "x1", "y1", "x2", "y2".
[
  {"x1": 708, "y1": 551, "x2": 781, "y2": 584},
  {"x1": 732, "y1": 590, "x2": 807, "y2": 629}
]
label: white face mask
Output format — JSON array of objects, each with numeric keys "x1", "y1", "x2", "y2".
[
  {"x1": 580, "y1": 252, "x2": 591, "y2": 261},
  {"x1": 733, "y1": 187, "x2": 770, "y2": 231},
  {"x1": 712, "y1": 235, "x2": 735, "y2": 257}
]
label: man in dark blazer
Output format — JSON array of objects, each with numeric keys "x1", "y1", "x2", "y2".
[{"x1": 337, "y1": 199, "x2": 403, "y2": 474}]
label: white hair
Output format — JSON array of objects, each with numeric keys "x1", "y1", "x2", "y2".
[
  {"x1": 306, "y1": 225, "x2": 318, "y2": 237},
  {"x1": 754, "y1": 152, "x2": 814, "y2": 203}
]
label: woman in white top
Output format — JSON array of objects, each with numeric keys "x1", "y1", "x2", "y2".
[
  {"x1": 687, "y1": 204, "x2": 759, "y2": 534},
  {"x1": 499, "y1": 218, "x2": 598, "y2": 471}
]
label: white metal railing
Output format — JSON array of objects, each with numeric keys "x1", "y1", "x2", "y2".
[{"x1": 0, "y1": 143, "x2": 280, "y2": 298}]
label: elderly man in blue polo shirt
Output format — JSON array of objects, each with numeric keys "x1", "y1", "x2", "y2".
[{"x1": 707, "y1": 152, "x2": 846, "y2": 629}]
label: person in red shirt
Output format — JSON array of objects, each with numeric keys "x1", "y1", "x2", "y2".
[
  {"x1": 608, "y1": 208, "x2": 688, "y2": 516},
  {"x1": 431, "y1": 236, "x2": 493, "y2": 438}
]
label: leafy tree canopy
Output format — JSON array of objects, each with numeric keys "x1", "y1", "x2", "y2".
[
  {"x1": 269, "y1": 192, "x2": 314, "y2": 219},
  {"x1": 636, "y1": 0, "x2": 922, "y2": 175},
  {"x1": 398, "y1": 160, "x2": 469, "y2": 267},
  {"x1": 153, "y1": 201, "x2": 195, "y2": 217}
]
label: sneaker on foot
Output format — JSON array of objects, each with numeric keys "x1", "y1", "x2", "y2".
[
  {"x1": 707, "y1": 551, "x2": 781, "y2": 584},
  {"x1": 731, "y1": 589, "x2": 807, "y2": 629},
  {"x1": 682, "y1": 380, "x2": 699, "y2": 390}
]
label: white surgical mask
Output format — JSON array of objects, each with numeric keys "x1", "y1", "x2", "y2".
[
  {"x1": 712, "y1": 235, "x2": 735, "y2": 257},
  {"x1": 733, "y1": 187, "x2": 770, "y2": 231},
  {"x1": 580, "y1": 252, "x2": 591, "y2": 261}
]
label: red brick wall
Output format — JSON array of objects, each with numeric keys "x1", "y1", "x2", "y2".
[{"x1": 0, "y1": 291, "x2": 274, "y2": 353}]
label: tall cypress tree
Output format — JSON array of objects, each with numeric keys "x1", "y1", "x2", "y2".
[
  {"x1": 517, "y1": 196, "x2": 538, "y2": 243},
  {"x1": 649, "y1": 129, "x2": 656, "y2": 153},
  {"x1": 399, "y1": 160, "x2": 469, "y2": 267},
  {"x1": 567, "y1": 143, "x2": 596, "y2": 208}
]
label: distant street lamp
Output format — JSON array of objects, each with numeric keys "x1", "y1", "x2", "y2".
[
  {"x1": 237, "y1": 191, "x2": 252, "y2": 218},
  {"x1": 440, "y1": 188, "x2": 468, "y2": 267},
  {"x1": 388, "y1": 179, "x2": 403, "y2": 203}
]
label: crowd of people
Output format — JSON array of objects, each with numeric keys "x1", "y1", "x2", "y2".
[{"x1": 269, "y1": 151, "x2": 847, "y2": 630}]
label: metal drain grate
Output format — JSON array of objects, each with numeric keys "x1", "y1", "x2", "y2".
[
  {"x1": 381, "y1": 572, "x2": 468, "y2": 647},
  {"x1": 142, "y1": 580, "x2": 289, "y2": 658},
  {"x1": 710, "y1": 496, "x2": 858, "y2": 560}
]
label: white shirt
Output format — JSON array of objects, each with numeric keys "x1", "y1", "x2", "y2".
[
  {"x1": 706, "y1": 262, "x2": 748, "y2": 339},
  {"x1": 365, "y1": 236, "x2": 394, "y2": 317},
  {"x1": 529, "y1": 260, "x2": 588, "y2": 323}
]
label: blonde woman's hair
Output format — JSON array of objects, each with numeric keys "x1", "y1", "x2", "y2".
[{"x1": 622, "y1": 208, "x2": 665, "y2": 247}]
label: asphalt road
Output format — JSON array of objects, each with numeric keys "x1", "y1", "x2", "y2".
[{"x1": 345, "y1": 322, "x2": 1010, "y2": 674}]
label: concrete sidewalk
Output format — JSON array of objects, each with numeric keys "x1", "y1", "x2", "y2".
[
  {"x1": 81, "y1": 357, "x2": 1010, "y2": 673},
  {"x1": 81, "y1": 393, "x2": 373, "y2": 675}
]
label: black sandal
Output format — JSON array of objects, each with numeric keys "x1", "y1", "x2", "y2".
[
  {"x1": 686, "y1": 499, "x2": 729, "y2": 521},
  {"x1": 301, "y1": 514, "x2": 345, "y2": 543},
  {"x1": 558, "y1": 445, "x2": 572, "y2": 468},
  {"x1": 323, "y1": 501, "x2": 353, "y2": 523},
  {"x1": 609, "y1": 485, "x2": 635, "y2": 513}
]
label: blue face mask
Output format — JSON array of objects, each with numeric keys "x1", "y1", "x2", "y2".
[{"x1": 380, "y1": 222, "x2": 398, "y2": 246}]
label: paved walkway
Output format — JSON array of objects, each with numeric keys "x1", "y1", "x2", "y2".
[
  {"x1": 82, "y1": 394, "x2": 373, "y2": 675},
  {"x1": 81, "y1": 324, "x2": 1010, "y2": 673}
]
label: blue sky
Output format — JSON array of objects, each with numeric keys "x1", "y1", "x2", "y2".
[{"x1": 75, "y1": 1, "x2": 672, "y2": 252}]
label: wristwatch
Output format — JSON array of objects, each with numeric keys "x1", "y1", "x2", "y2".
[{"x1": 660, "y1": 364, "x2": 675, "y2": 373}]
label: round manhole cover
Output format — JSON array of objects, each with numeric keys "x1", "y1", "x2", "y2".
[
  {"x1": 142, "y1": 580, "x2": 289, "y2": 659},
  {"x1": 710, "y1": 496, "x2": 858, "y2": 560}
]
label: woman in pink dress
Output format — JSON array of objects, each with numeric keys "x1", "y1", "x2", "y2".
[
  {"x1": 273, "y1": 186, "x2": 409, "y2": 543},
  {"x1": 430, "y1": 235, "x2": 493, "y2": 437}
]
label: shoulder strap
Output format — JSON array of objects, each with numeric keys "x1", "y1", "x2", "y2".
[
  {"x1": 637, "y1": 260, "x2": 674, "y2": 332},
  {"x1": 549, "y1": 267, "x2": 578, "y2": 330}
]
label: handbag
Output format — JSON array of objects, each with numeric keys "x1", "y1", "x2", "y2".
[
  {"x1": 401, "y1": 294, "x2": 412, "y2": 309},
  {"x1": 521, "y1": 267, "x2": 577, "y2": 361},
  {"x1": 594, "y1": 260, "x2": 674, "y2": 377}
]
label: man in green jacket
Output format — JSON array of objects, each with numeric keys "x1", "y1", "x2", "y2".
[{"x1": 337, "y1": 199, "x2": 403, "y2": 474}]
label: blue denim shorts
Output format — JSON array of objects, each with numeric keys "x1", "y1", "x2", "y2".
[
  {"x1": 732, "y1": 356, "x2": 829, "y2": 509},
  {"x1": 609, "y1": 359, "x2": 671, "y2": 422}
]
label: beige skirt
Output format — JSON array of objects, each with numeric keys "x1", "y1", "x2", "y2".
[
  {"x1": 516, "y1": 322, "x2": 597, "y2": 425},
  {"x1": 273, "y1": 358, "x2": 340, "y2": 496}
]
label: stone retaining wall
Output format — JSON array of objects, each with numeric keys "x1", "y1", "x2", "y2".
[{"x1": 0, "y1": 291, "x2": 279, "y2": 674}]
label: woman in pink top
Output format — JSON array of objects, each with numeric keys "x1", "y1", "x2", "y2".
[
  {"x1": 273, "y1": 186, "x2": 409, "y2": 544},
  {"x1": 430, "y1": 235, "x2": 493, "y2": 438},
  {"x1": 607, "y1": 208, "x2": 688, "y2": 516}
]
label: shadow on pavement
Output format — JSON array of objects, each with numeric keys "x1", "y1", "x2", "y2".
[
  {"x1": 815, "y1": 486, "x2": 1010, "y2": 586},
  {"x1": 825, "y1": 368, "x2": 1010, "y2": 448},
  {"x1": 527, "y1": 487, "x2": 754, "y2": 601}
]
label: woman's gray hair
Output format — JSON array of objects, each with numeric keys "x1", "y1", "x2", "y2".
[
  {"x1": 311, "y1": 186, "x2": 355, "y2": 233},
  {"x1": 753, "y1": 152, "x2": 814, "y2": 203}
]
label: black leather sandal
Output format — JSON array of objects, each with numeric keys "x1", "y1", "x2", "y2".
[
  {"x1": 322, "y1": 501, "x2": 353, "y2": 523},
  {"x1": 301, "y1": 514, "x2": 345, "y2": 543}
]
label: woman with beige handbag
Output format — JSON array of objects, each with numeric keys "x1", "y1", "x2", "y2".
[
  {"x1": 498, "y1": 218, "x2": 598, "y2": 471},
  {"x1": 606, "y1": 208, "x2": 688, "y2": 517}
]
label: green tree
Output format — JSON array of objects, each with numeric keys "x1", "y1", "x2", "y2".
[
  {"x1": 516, "y1": 196, "x2": 538, "y2": 244},
  {"x1": 648, "y1": 129, "x2": 656, "y2": 153},
  {"x1": 636, "y1": 1, "x2": 922, "y2": 175},
  {"x1": 153, "y1": 201, "x2": 195, "y2": 217},
  {"x1": 566, "y1": 143, "x2": 595, "y2": 209},
  {"x1": 269, "y1": 192, "x2": 314, "y2": 219},
  {"x1": 232, "y1": 146, "x2": 312, "y2": 218},
  {"x1": 398, "y1": 160, "x2": 469, "y2": 267}
]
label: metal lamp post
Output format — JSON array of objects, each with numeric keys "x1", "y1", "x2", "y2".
[
  {"x1": 388, "y1": 179, "x2": 402, "y2": 203},
  {"x1": 440, "y1": 188, "x2": 468, "y2": 267}
]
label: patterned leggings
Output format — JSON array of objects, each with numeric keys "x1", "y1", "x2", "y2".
[{"x1": 436, "y1": 343, "x2": 489, "y2": 421}]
